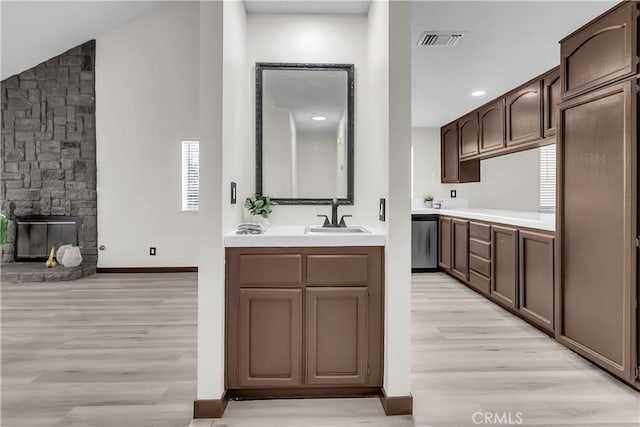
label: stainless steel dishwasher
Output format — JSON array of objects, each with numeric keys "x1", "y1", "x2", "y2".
[{"x1": 411, "y1": 214, "x2": 438, "y2": 272}]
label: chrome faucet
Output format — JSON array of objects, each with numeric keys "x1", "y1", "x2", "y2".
[{"x1": 317, "y1": 198, "x2": 352, "y2": 228}]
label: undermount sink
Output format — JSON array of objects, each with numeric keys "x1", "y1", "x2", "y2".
[{"x1": 305, "y1": 225, "x2": 370, "y2": 234}]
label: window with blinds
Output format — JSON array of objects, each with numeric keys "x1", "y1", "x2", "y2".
[
  {"x1": 182, "y1": 140, "x2": 200, "y2": 212},
  {"x1": 539, "y1": 144, "x2": 556, "y2": 210}
]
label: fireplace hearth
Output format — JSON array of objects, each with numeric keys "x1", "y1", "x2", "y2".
[{"x1": 15, "y1": 216, "x2": 79, "y2": 261}]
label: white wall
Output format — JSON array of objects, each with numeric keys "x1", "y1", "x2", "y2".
[
  {"x1": 412, "y1": 127, "x2": 541, "y2": 211},
  {"x1": 95, "y1": 1, "x2": 200, "y2": 268},
  {"x1": 197, "y1": 0, "x2": 224, "y2": 400},
  {"x1": 384, "y1": 0, "x2": 412, "y2": 398},
  {"x1": 296, "y1": 133, "x2": 337, "y2": 198},
  {"x1": 245, "y1": 13, "x2": 382, "y2": 226}
]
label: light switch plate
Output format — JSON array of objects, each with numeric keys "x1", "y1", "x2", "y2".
[
  {"x1": 149, "y1": 247, "x2": 156, "y2": 256},
  {"x1": 230, "y1": 182, "x2": 237, "y2": 204},
  {"x1": 450, "y1": 190, "x2": 457, "y2": 198},
  {"x1": 379, "y1": 198, "x2": 386, "y2": 222}
]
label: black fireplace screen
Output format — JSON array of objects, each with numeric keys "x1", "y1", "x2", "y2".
[{"x1": 15, "y1": 216, "x2": 79, "y2": 261}]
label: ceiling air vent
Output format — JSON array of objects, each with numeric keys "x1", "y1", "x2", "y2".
[{"x1": 417, "y1": 31, "x2": 466, "y2": 47}]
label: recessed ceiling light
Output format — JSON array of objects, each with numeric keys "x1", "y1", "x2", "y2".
[
  {"x1": 471, "y1": 90, "x2": 486, "y2": 97},
  {"x1": 311, "y1": 116, "x2": 326, "y2": 121}
]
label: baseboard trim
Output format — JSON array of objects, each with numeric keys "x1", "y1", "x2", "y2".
[
  {"x1": 96, "y1": 267, "x2": 198, "y2": 273},
  {"x1": 379, "y1": 389, "x2": 413, "y2": 416},
  {"x1": 193, "y1": 393, "x2": 229, "y2": 418},
  {"x1": 227, "y1": 386, "x2": 381, "y2": 400}
]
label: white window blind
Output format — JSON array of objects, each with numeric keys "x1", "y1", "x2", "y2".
[
  {"x1": 182, "y1": 140, "x2": 200, "y2": 212},
  {"x1": 539, "y1": 144, "x2": 556, "y2": 210}
]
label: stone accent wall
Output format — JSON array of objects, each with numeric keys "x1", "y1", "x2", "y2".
[{"x1": 1, "y1": 41, "x2": 97, "y2": 262}]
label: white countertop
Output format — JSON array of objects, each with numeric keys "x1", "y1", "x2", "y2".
[
  {"x1": 411, "y1": 208, "x2": 555, "y2": 232},
  {"x1": 224, "y1": 225, "x2": 386, "y2": 247}
]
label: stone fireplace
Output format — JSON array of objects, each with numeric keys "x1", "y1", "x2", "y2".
[{"x1": 1, "y1": 40, "x2": 97, "y2": 278}]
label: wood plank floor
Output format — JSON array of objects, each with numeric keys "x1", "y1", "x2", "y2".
[{"x1": 2, "y1": 272, "x2": 639, "y2": 427}]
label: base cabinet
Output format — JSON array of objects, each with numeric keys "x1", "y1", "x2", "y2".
[
  {"x1": 439, "y1": 217, "x2": 452, "y2": 271},
  {"x1": 226, "y1": 247, "x2": 383, "y2": 392},
  {"x1": 451, "y1": 219, "x2": 469, "y2": 281},
  {"x1": 491, "y1": 225, "x2": 519, "y2": 310},
  {"x1": 518, "y1": 231, "x2": 554, "y2": 331},
  {"x1": 238, "y1": 288, "x2": 302, "y2": 387},
  {"x1": 306, "y1": 287, "x2": 368, "y2": 385}
]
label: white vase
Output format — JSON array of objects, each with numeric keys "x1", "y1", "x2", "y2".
[
  {"x1": 56, "y1": 244, "x2": 72, "y2": 263},
  {"x1": 251, "y1": 215, "x2": 270, "y2": 229},
  {"x1": 61, "y1": 246, "x2": 82, "y2": 268}
]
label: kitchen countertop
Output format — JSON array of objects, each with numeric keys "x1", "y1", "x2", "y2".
[
  {"x1": 411, "y1": 208, "x2": 555, "y2": 232},
  {"x1": 224, "y1": 225, "x2": 386, "y2": 247}
]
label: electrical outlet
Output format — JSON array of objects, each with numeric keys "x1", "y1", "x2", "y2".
[
  {"x1": 450, "y1": 190, "x2": 457, "y2": 198},
  {"x1": 379, "y1": 198, "x2": 386, "y2": 222},
  {"x1": 230, "y1": 182, "x2": 237, "y2": 204},
  {"x1": 149, "y1": 247, "x2": 156, "y2": 256}
]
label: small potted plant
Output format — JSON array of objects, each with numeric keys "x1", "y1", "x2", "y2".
[
  {"x1": 244, "y1": 194, "x2": 277, "y2": 228},
  {"x1": 424, "y1": 196, "x2": 434, "y2": 208}
]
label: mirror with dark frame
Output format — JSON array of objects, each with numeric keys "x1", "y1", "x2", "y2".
[{"x1": 255, "y1": 62, "x2": 354, "y2": 205}]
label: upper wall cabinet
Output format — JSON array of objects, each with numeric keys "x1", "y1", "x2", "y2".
[
  {"x1": 505, "y1": 81, "x2": 542, "y2": 147},
  {"x1": 543, "y1": 67, "x2": 561, "y2": 137},
  {"x1": 560, "y1": 2, "x2": 637, "y2": 100},
  {"x1": 479, "y1": 100, "x2": 505, "y2": 154},
  {"x1": 441, "y1": 122, "x2": 480, "y2": 183},
  {"x1": 459, "y1": 112, "x2": 479, "y2": 160},
  {"x1": 441, "y1": 123, "x2": 460, "y2": 183}
]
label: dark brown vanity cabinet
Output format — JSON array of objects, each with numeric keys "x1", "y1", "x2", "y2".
[
  {"x1": 491, "y1": 225, "x2": 518, "y2": 310},
  {"x1": 451, "y1": 219, "x2": 469, "y2": 281},
  {"x1": 226, "y1": 247, "x2": 383, "y2": 393},
  {"x1": 518, "y1": 231, "x2": 554, "y2": 332},
  {"x1": 505, "y1": 81, "x2": 542, "y2": 147},
  {"x1": 560, "y1": 1, "x2": 637, "y2": 100},
  {"x1": 479, "y1": 100, "x2": 505, "y2": 154},
  {"x1": 438, "y1": 216, "x2": 452, "y2": 271},
  {"x1": 441, "y1": 122, "x2": 480, "y2": 183},
  {"x1": 543, "y1": 67, "x2": 560, "y2": 137},
  {"x1": 237, "y1": 288, "x2": 303, "y2": 387},
  {"x1": 459, "y1": 112, "x2": 479, "y2": 160}
]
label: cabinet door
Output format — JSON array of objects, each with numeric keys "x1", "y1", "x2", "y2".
[
  {"x1": 491, "y1": 225, "x2": 518, "y2": 309},
  {"x1": 306, "y1": 287, "x2": 368, "y2": 385},
  {"x1": 543, "y1": 67, "x2": 560, "y2": 138},
  {"x1": 451, "y1": 219, "x2": 469, "y2": 281},
  {"x1": 441, "y1": 123, "x2": 459, "y2": 183},
  {"x1": 506, "y1": 81, "x2": 542, "y2": 146},
  {"x1": 438, "y1": 217, "x2": 452, "y2": 271},
  {"x1": 459, "y1": 112, "x2": 479, "y2": 160},
  {"x1": 238, "y1": 288, "x2": 302, "y2": 387},
  {"x1": 479, "y1": 100, "x2": 505, "y2": 153},
  {"x1": 519, "y1": 231, "x2": 554, "y2": 332},
  {"x1": 561, "y1": 2, "x2": 636, "y2": 99},
  {"x1": 558, "y1": 80, "x2": 634, "y2": 381}
]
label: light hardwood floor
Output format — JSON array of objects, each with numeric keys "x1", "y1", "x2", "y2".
[{"x1": 2, "y1": 272, "x2": 639, "y2": 427}]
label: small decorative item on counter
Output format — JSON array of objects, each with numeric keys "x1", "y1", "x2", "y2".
[
  {"x1": 45, "y1": 246, "x2": 56, "y2": 268},
  {"x1": 244, "y1": 194, "x2": 277, "y2": 229},
  {"x1": 236, "y1": 223, "x2": 266, "y2": 235},
  {"x1": 433, "y1": 200, "x2": 445, "y2": 209},
  {"x1": 61, "y1": 246, "x2": 83, "y2": 268},
  {"x1": 424, "y1": 196, "x2": 434, "y2": 208}
]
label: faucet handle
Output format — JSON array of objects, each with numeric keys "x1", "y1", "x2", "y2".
[
  {"x1": 316, "y1": 214, "x2": 330, "y2": 226},
  {"x1": 339, "y1": 215, "x2": 352, "y2": 227}
]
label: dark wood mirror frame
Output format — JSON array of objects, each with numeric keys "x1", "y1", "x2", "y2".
[{"x1": 255, "y1": 62, "x2": 355, "y2": 205}]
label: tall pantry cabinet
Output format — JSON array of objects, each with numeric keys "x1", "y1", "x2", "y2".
[{"x1": 557, "y1": 1, "x2": 639, "y2": 387}]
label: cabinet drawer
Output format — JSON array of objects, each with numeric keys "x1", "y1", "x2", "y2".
[
  {"x1": 469, "y1": 270, "x2": 490, "y2": 295},
  {"x1": 238, "y1": 254, "x2": 302, "y2": 285},
  {"x1": 307, "y1": 254, "x2": 369, "y2": 285},
  {"x1": 469, "y1": 222, "x2": 490, "y2": 241},
  {"x1": 469, "y1": 238, "x2": 491, "y2": 259},
  {"x1": 469, "y1": 254, "x2": 491, "y2": 277}
]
